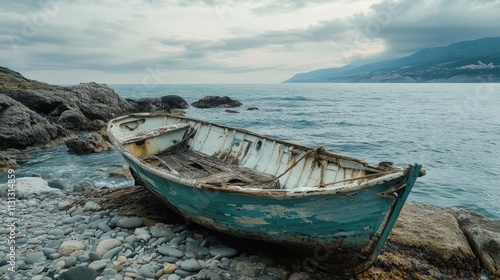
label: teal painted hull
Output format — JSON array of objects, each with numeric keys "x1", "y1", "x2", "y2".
[
  {"x1": 125, "y1": 157, "x2": 421, "y2": 275},
  {"x1": 107, "y1": 113, "x2": 423, "y2": 275}
]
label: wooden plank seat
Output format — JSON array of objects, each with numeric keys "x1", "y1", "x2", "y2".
[{"x1": 153, "y1": 150, "x2": 280, "y2": 189}]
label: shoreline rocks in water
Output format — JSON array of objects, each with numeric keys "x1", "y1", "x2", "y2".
[
  {"x1": 191, "y1": 96, "x2": 242, "y2": 108},
  {"x1": 1, "y1": 180, "x2": 498, "y2": 280}
]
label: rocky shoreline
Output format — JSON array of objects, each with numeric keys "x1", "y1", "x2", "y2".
[
  {"x1": 0, "y1": 176, "x2": 499, "y2": 280},
  {"x1": 0, "y1": 66, "x2": 243, "y2": 151}
]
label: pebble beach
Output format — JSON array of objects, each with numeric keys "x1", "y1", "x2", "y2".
[{"x1": 0, "y1": 177, "x2": 315, "y2": 280}]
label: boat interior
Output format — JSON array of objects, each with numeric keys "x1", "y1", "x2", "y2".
[{"x1": 111, "y1": 114, "x2": 384, "y2": 190}]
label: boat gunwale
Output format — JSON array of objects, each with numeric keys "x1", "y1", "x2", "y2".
[
  {"x1": 109, "y1": 113, "x2": 393, "y2": 170},
  {"x1": 107, "y1": 113, "x2": 409, "y2": 197}
]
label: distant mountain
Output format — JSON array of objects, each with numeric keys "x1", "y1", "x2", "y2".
[{"x1": 284, "y1": 37, "x2": 500, "y2": 83}]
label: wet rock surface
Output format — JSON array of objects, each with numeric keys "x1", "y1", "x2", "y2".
[
  {"x1": 65, "y1": 133, "x2": 112, "y2": 155},
  {"x1": 1, "y1": 183, "x2": 497, "y2": 280},
  {"x1": 191, "y1": 96, "x2": 242, "y2": 108}
]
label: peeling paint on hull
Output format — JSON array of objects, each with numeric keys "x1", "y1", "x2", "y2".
[{"x1": 107, "y1": 113, "x2": 423, "y2": 275}]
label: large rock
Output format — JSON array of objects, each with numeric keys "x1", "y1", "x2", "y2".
[
  {"x1": 390, "y1": 202, "x2": 476, "y2": 260},
  {"x1": 57, "y1": 108, "x2": 90, "y2": 130},
  {"x1": 0, "y1": 177, "x2": 61, "y2": 199},
  {"x1": 0, "y1": 152, "x2": 17, "y2": 172},
  {"x1": 65, "y1": 133, "x2": 112, "y2": 155},
  {"x1": 0, "y1": 94, "x2": 74, "y2": 149},
  {"x1": 1, "y1": 82, "x2": 136, "y2": 126},
  {"x1": 128, "y1": 95, "x2": 188, "y2": 113},
  {"x1": 448, "y1": 208, "x2": 500, "y2": 279},
  {"x1": 0, "y1": 66, "x2": 193, "y2": 149},
  {"x1": 127, "y1": 97, "x2": 170, "y2": 113},
  {"x1": 385, "y1": 202, "x2": 479, "y2": 277},
  {"x1": 191, "y1": 96, "x2": 242, "y2": 108},
  {"x1": 160, "y1": 95, "x2": 189, "y2": 109}
]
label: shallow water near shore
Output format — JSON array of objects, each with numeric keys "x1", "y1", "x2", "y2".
[{"x1": 11, "y1": 83, "x2": 500, "y2": 219}]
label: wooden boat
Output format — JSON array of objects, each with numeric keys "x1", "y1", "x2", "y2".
[{"x1": 107, "y1": 113, "x2": 424, "y2": 275}]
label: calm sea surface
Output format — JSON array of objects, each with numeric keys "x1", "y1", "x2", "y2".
[{"x1": 16, "y1": 83, "x2": 500, "y2": 218}]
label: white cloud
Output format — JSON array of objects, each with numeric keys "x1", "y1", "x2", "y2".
[{"x1": 0, "y1": 0, "x2": 499, "y2": 83}]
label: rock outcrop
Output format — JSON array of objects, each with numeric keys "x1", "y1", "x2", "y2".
[
  {"x1": 127, "y1": 95, "x2": 189, "y2": 113},
  {"x1": 0, "y1": 66, "x2": 189, "y2": 150},
  {"x1": 191, "y1": 96, "x2": 242, "y2": 108},
  {"x1": 1, "y1": 82, "x2": 136, "y2": 131},
  {"x1": 65, "y1": 133, "x2": 112, "y2": 155},
  {"x1": 0, "y1": 177, "x2": 61, "y2": 199},
  {"x1": 0, "y1": 94, "x2": 74, "y2": 149},
  {"x1": 374, "y1": 202, "x2": 480, "y2": 279}
]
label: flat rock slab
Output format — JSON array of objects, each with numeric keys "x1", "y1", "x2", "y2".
[
  {"x1": 0, "y1": 177, "x2": 61, "y2": 199},
  {"x1": 448, "y1": 207, "x2": 500, "y2": 279}
]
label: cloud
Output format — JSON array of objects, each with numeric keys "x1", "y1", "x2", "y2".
[
  {"x1": 363, "y1": 0, "x2": 500, "y2": 57},
  {"x1": 0, "y1": 0, "x2": 499, "y2": 83}
]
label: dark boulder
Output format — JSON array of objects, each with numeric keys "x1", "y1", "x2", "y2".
[
  {"x1": 127, "y1": 97, "x2": 170, "y2": 113},
  {"x1": 58, "y1": 266, "x2": 98, "y2": 280},
  {"x1": 160, "y1": 95, "x2": 189, "y2": 109},
  {"x1": 65, "y1": 133, "x2": 112, "y2": 155},
  {"x1": 58, "y1": 108, "x2": 90, "y2": 129},
  {"x1": 191, "y1": 96, "x2": 242, "y2": 108},
  {"x1": 0, "y1": 94, "x2": 74, "y2": 149},
  {"x1": 1, "y1": 69, "x2": 136, "y2": 131},
  {"x1": 128, "y1": 95, "x2": 189, "y2": 113},
  {"x1": 63, "y1": 82, "x2": 135, "y2": 120}
]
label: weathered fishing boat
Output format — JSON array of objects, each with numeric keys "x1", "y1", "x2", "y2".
[{"x1": 107, "y1": 113, "x2": 424, "y2": 275}]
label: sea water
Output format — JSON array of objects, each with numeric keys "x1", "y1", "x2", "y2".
[{"x1": 13, "y1": 83, "x2": 500, "y2": 219}]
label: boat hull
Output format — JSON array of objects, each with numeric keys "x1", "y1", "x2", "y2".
[
  {"x1": 124, "y1": 156, "x2": 421, "y2": 275},
  {"x1": 107, "y1": 113, "x2": 423, "y2": 275}
]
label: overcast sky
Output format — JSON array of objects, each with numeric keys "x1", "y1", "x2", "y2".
[{"x1": 1, "y1": 0, "x2": 499, "y2": 84}]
